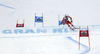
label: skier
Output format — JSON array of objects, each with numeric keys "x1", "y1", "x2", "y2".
[{"x1": 61, "y1": 14, "x2": 75, "y2": 30}]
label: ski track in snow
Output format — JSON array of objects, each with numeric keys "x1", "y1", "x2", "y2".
[
  {"x1": 0, "y1": 4, "x2": 15, "y2": 9},
  {"x1": 67, "y1": 37, "x2": 90, "y2": 54},
  {"x1": 0, "y1": 35, "x2": 90, "y2": 54}
]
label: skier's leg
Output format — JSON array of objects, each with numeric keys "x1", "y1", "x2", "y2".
[
  {"x1": 67, "y1": 21, "x2": 75, "y2": 31},
  {"x1": 66, "y1": 23, "x2": 72, "y2": 29},
  {"x1": 69, "y1": 21, "x2": 75, "y2": 28}
]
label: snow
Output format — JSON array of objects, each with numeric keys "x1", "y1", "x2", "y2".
[
  {"x1": 0, "y1": 26, "x2": 100, "y2": 54},
  {"x1": 0, "y1": 32, "x2": 100, "y2": 54},
  {"x1": 0, "y1": 0, "x2": 100, "y2": 28},
  {"x1": 0, "y1": 35, "x2": 88, "y2": 54},
  {"x1": 0, "y1": 0, "x2": 100, "y2": 54}
]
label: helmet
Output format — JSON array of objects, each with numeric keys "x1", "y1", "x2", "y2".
[{"x1": 65, "y1": 14, "x2": 69, "y2": 16}]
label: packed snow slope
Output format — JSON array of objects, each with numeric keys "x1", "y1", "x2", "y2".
[
  {"x1": 0, "y1": 25, "x2": 100, "y2": 54},
  {"x1": 0, "y1": 0, "x2": 100, "y2": 54}
]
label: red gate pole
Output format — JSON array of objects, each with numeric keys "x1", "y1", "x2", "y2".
[
  {"x1": 79, "y1": 27, "x2": 81, "y2": 50},
  {"x1": 79, "y1": 26, "x2": 90, "y2": 50},
  {"x1": 88, "y1": 37, "x2": 90, "y2": 50},
  {"x1": 87, "y1": 26, "x2": 90, "y2": 50},
  {"x1": 79, "y1": 36, "x2": 80, "y2": 50}
]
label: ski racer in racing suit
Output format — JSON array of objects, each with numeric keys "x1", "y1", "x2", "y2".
[{"x1": 61, "y1": 14, "x2": 75, "y2": 30}]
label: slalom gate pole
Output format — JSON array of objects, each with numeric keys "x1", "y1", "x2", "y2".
[
  {"x1": 79, "y1": 26, "x2": 90, "y2": 50},
  {"x1": 88, "y1": 36, "x2": 91, "y2": 50},
  {"x1": 79, "y1": 36, "x2": 80, "y2": 50},
  {"x1": 87, "y1": 26, "x2": 91, "y2": 50}
]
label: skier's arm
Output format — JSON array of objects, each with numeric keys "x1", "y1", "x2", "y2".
[
  {"x1": 68, "y1": 16, "x2": 73, "y2": 23},
  {"x1": 61, "y1": 18, "x2": 64, "y2": 23},
  {"x1": 61, "y1": 18, "x2": 65, "y2": 25},
  {"x1": 68, "y1": 16, "x2": 72, "y2": 20}
]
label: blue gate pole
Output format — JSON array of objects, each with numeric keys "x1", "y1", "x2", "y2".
[
  {"x1": 42, "y1": 13, "x2": 44, "y2": 27},
  {"x1": 58, "y1": 15, "x2": 60, "y2": 26},
  {"x1": 34, "y1": 13, "x2": 36, "y2": 27}
]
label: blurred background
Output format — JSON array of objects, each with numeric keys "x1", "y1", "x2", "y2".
[{"x1": 0, "y1": 0, "x2": 100, "y2": 28}]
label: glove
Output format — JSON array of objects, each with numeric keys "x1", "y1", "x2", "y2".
[
  {"x1": 61, "y1": 22, "x2": 65, "y2": 25},
  {"x1": 71, "y1": 20, "x2": 73, "y2": 23},
  {"x1": 63, "y1": 23, "x2": 65, "y2": 25}
]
